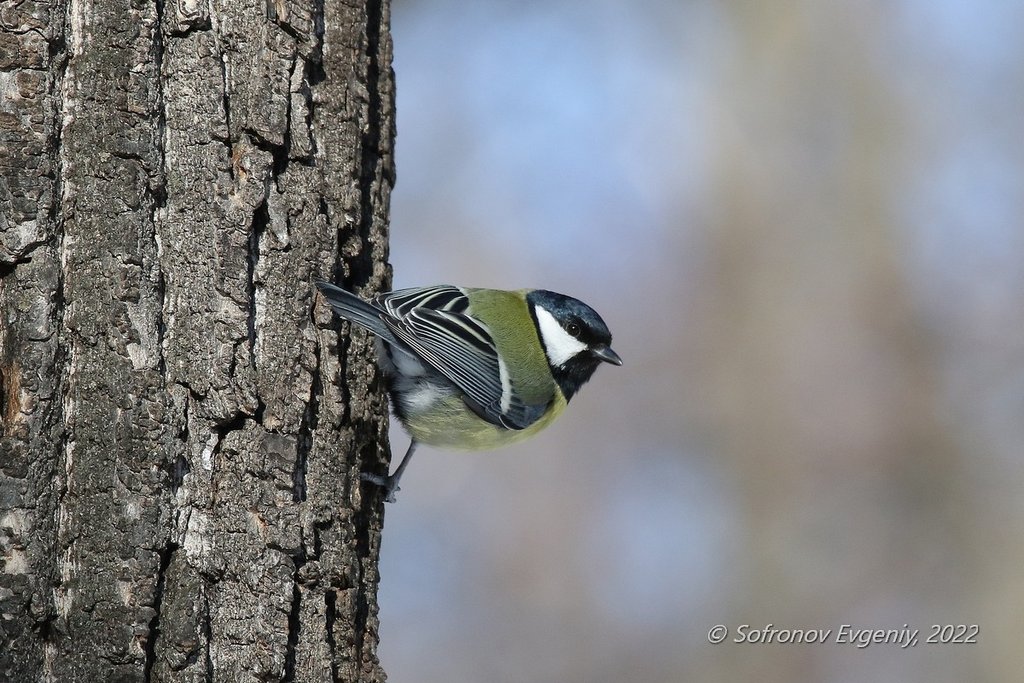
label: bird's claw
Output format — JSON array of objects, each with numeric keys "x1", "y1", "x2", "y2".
[{"x1": 360, "y1": 472, "x2": 401, "y2": 503}]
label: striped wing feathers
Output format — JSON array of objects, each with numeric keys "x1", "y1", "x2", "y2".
[{"x1": 375, "y1": 287, "x2": 546, "y2": 430}]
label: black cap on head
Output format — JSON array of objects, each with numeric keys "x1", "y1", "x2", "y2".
[{"x1": 527, "y1": 289, "x2": 621, "y2": 400}]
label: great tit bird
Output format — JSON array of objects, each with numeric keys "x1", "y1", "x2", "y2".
[{"x1": 315, "y1": 281, "x2": 621, "y2": 502}]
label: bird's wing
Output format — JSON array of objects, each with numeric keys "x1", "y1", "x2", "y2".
[
  {"x1": 375, "y1": 288, "x2": 548, "y2": 430},
  {"x1": 374, "y1": 285, "x2": 470, "y2": 317}
]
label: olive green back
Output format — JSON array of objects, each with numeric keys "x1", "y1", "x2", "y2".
[{"x1": 465, "y1": 288, "x2": 556, "y2": 406}]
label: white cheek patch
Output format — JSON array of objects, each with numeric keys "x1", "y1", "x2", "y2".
[{"x1": 534, "y1": 306, "x2": 588, "y2": 367}]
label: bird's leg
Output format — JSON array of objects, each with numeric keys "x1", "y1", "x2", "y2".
[{"x1": 361, "y1": 441, "x2": 418, "y2": 503}]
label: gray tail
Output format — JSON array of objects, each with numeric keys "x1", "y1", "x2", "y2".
[{"x1": 315, "y1": 281, "x2": 391, "y2": 339}]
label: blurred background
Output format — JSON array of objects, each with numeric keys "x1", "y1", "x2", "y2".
[{"x1": 377, "y1": 1, "x2": 1024, "y2": 681}]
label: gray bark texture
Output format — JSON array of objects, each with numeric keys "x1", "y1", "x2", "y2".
[{"x1": 0, "y1": 0, "x2": 395, "y2": 681}]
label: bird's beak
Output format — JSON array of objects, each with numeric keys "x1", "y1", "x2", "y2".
[{"x1": 592, "y1": 345, "x2": 622, "y2": 366}]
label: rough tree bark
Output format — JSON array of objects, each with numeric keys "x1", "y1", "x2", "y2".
[{"x1": 0, "y1": 0, "x2": 395, "y2": 680}]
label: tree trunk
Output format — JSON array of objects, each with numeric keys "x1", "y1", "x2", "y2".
[{"x1": 0, "y1": 0, "x2": 395, "y2": 681}]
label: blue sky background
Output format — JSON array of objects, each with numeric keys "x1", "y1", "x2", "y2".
[{"x1": 377, "y1": 2, "x2": 1024, "y2": 681}]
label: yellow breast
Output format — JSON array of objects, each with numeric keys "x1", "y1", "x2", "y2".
[{"x1": 403, "y1": 391, "x2": 567, "y2": 451}]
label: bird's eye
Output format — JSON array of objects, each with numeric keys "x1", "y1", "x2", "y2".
[{"x1": 566, "y1": 321, "x2": 581, "y2": 337}]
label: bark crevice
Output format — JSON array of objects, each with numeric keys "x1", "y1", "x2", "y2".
[
  {"x1": 143, "y1": 541, "x2": 177, "y2": 683},
  {"x1": 324, "y1": 588, "x2": 339, "y2": 681},
  {"x1": 281, "y1": 550, "x2": 306, "y2": 682}
]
